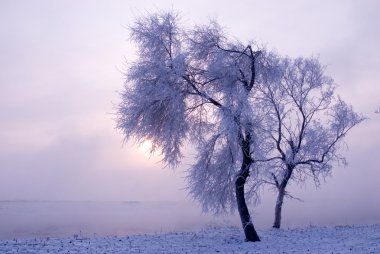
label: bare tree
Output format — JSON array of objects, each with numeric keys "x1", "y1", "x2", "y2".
[
  {"x1": 254, "y1": 56, "x2": 365, "y2": 229},
  {"x1": 116, "y1": 12, "x2": 263, "y2": 241}
]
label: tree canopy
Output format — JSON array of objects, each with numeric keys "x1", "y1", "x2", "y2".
[{"x1": 116, "y1": 11, "x2": 363, "y2": 241}]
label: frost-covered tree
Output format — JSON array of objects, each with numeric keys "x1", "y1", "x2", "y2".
[
  {"x1": 254, "y1": 56, "x2": 365, "y2": 229},
  {"x1": 116, "y1": 11, "x2": 363, "y2": 240},
  {"x1": 116, "y1": 12, "x2": 265, "y2": 241}
]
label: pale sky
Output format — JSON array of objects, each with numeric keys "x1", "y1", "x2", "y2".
[{"x1": 0, "y1": 0, "x2": 379, "y2": 228}]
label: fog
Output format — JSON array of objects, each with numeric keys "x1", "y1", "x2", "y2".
[
  {"x1": 0, "y1": 201, "x2": 217, "y2": 239},
  {"x1": 0, "y1": 0, "x2": 379, "y2": 239}
]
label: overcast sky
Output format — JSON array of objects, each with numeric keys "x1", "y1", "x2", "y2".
[{"x1": 0, "y1": 0, "x2": 379, "y2": 228}]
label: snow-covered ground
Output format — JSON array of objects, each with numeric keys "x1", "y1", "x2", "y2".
[{"x1": 0, "y1": 224, "x2": 379, "y2": 253}]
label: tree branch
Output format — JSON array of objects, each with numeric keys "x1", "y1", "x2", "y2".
[
  {"x1": 272, "y1": 173, "x2": 280, "y2": 189},
  {"x1": 182, "y1": 75, "x2": 223, "y2": 108}
]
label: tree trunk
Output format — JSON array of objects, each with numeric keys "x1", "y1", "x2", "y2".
[
  {"x1": 235, "y1": 132, "x2": 260, "y2": 242},
  {"x1": 273, "y1": 186, "x2": 285, "y2": 229},
  {"x1": 235, "y1": 170, "x2": 260, "y2": 241},
  {"x1": 272, "y1": 165, "x2": 293, "y2": 229}
]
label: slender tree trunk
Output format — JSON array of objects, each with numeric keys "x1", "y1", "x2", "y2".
[
  {"x1": 273, "y1": 186, "x2": 285, "y2": 229},
  {"x1": 235, "y1": 132, "x2": 260, "y2": 242},
  {"x1": 272, "y1": 165, "x2": 293, "y2": 229}
]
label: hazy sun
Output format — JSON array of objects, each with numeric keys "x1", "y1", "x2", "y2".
[{"x1": 138, "y1": 140, "x2": 153, "y2": 154}]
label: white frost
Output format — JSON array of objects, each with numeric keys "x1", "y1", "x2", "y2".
[{"x1": 0, "y1": 224, "x2": 379, "y2": 253}]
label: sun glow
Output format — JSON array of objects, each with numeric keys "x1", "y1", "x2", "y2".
[{"x1": 138, "y1": 140, "x2": 153, "y2": 154}]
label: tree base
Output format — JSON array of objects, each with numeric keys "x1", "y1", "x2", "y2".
[{"x1": 243, "y1": 224, "x2": 261, "y2": 242}]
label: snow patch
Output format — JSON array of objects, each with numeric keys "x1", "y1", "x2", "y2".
[{"x1": 0, "y1": 224, "x2": 379, "y2": 253}]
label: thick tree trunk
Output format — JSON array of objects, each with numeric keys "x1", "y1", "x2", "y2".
[
  {"x1": 235, "y1": 132, "x2": 260, "y2": 242},
  {"x1": 273, "y1": 186, "x2": 285, "y2": 229},
  {"x1": 235, "y1": 169, "x2": 260, "y2": 242}
]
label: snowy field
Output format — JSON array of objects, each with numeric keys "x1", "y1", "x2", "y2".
[{"x1": 0, "y1": 224, "x2": 379, "y2": 253}]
